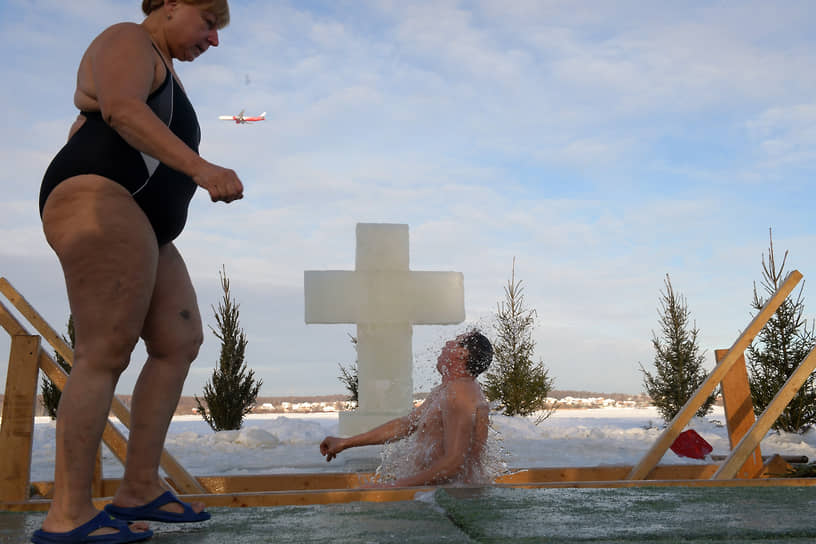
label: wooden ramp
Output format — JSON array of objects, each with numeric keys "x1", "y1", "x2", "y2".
[{"x1": 2, "y1": 273, "x2": 816, "y2": 512}]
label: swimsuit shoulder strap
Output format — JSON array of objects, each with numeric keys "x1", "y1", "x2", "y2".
[{"x1": 149, "y1": 41, "x2": 171, "y2": 70}]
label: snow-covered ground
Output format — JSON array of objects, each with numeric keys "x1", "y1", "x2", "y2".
[{"x1": 27, "y1": 405, "x2": 816, "y2": 482}]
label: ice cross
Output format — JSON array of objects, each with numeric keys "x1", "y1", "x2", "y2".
[{"x1": 305, "y1": 223, "x2": 464, "y2": 436}]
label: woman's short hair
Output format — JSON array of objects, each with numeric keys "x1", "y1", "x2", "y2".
[
  {"x1": 460, "y1": 330, "x2": 493, "y2": 376},
  {"x1": 142, "y1": 0, "x2": 230, "y2": 29}
]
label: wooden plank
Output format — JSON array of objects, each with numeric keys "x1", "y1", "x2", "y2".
[
  {"x1": 0, "y1": 476, "x2": 809, "y2": 512},
  {"x1": 497, "y1": 464, "x2": 720, "y2": 483},
  {"x1": 761, "y1": 454, "x2": 793, "y2": 478},
  {"x1": 0, "y1": 335, "x2": 41, "y2": 502},
  {"x1": 0, "y1": 279, "x2": 73, "y2": 370},
  {"x1": 713, "y1": 345, "x2": 816, "y2": 479},
  {"x1": 8, "y1": 469, "x2": 816, "y2": 512},
  {"x1": 57, "y1": 465, "x2": 723, "y2": 498},
  {"x1": 626, "y1": 270, "x2": 803, "y2": 480},
  {"x1": 716, "y1": 348, "x2": 763, "y2": 478},
  {"x1": 164, "y1": 479, "x2": 816, "y2": 509},
  {"x1": 0, "y1": 299, "x2": 24, "y2": 339},
  {"x1": 183, "y1": 473, "x2": 372, "y2": 494},
  {"x1": 0, "y1": 279, "x2": 205, "y2": 494},
  {"x1": 490, "y1": 477, "x2": 816, "y2": 490},
  {"x1": 158, "y1": 452, "x2": 206, "y2": 494}
]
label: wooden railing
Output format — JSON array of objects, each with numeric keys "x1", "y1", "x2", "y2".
[
  {"x1": 3, "y1": 272, "x2": 816, "y2": 511},
  {"x1": 627, "y1": 270, "x2": 816, "y2": 480},
  {"x1": 0, "y1": 277, "x2": 204, "y2": 504}
]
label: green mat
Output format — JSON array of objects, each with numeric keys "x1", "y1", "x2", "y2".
[{"x1": 4, "y1": 486, "x2": 816, "y2": 543}]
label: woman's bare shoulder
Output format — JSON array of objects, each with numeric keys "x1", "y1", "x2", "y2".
[
  {"x1": 90, "y1": 22, "x2": 151, "y2": 49},
  {"x1": 74, "y1": 22, "x2": 158, "y2": 111}
]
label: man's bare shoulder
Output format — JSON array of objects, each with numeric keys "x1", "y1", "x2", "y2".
[{"x1": 443, "y1": 379, "x2": 487, "y2": 410}]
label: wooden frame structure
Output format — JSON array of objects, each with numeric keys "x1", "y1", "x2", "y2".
[{"x1": 3, "y1": 272, "x2": 816, "y2": 513}]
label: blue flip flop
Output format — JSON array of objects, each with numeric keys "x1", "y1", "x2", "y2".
[
  {"x1": 31, "y1": 510, "x2": 152, "y2": 543},
  {"x1": 104, "y1": 491, "x2": 211, "y2": 523}
]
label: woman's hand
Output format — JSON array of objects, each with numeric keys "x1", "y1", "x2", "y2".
[{"x1": 192, "y1": 160, "x2": 244, "y2": 203}]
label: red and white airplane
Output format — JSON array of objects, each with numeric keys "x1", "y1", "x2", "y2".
[{"x1": 218, "y1": 110, "x2": 266, "y2": 124}]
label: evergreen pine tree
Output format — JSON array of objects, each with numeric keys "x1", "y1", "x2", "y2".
[
  {"x1": 41, "y1": 315, "x2": 74, "y2": 419},
  {"x1": 746, "y1": 230, "x2": 816, "y2": 433},
  {"x1": 483, "y1": 259, "x2": 554, "y2": 418},
  {"x1": 337, "y1": 334, "x2": 358, "y2": 408},
  {"x1": 640, "y1": 274, "x2": 715, "y2": 423},
  {"x1": 195, "y1": 267, "x2": 262, "y2": 431}
]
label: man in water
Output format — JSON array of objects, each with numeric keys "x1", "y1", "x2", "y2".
[{"x1": 319, "y1": 330, "x2": 493, "y2": 487}]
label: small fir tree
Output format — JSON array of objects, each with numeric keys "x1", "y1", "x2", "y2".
[
  {"x1": 483, "y1": 259, "x2": 554, "y2": 418},
  {"x1": 41, "y1": 315, "x2": 74, "y2": 419},
  {"x1": 640, "y1": 274, "x2": 715, "y2": 423},
  {"x1": 337, "y1": 334, "x2": 358, "y2": 408},
  {"x1": 746, "y1": 230, "x2": 816, "y2": 433},
  {"x1": 195, "y1": 267, "x2": 262, "y2": 431}
]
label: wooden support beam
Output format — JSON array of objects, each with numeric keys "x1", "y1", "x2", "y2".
[
  {"x1": 761, "y1": 454, "x2": 793, "y2": 478},
  {"x1": 0, "y1": 279, "x2": 73, "y2": 370},
  {"x1": 0, "y1": 283, "x2": 205, "y2": 494},
  {"x1": 0, "y1": 299, "x2": 25, "y2": 340},
  {"x1": 713, "y1": 345, "x2": 816, "y2": 479},
  {"x1": 496, "y1": 464, "x2": 721, "y2": 483},
  {"x1": 0, "y1": 335, "x2": 41, "y2": 502},
  {"x1": 716, "y1": 348, "x2": 763, "y2": 478},
  {"x1": 489, "y1": 477, "x2": 816, "y2": 490},
  {"x1": 5, "y1": 465, "x2": 815, "y2": 512},
  {"x1": 626, "y1": 270, "x2": 802, "y2": 480},
  {"x1": 26, "y1": 465, "x2": 724, "y2": 499},
  {"x1": 8, "y1": 476, "x2": 816, "y2": 513}
]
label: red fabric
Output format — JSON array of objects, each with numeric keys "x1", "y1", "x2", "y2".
[{"x1": 670, "y1": 429, "x2": 713, "y2": 460}]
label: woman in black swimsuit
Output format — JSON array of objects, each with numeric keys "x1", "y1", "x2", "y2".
[{"x1": 33, "y1": 1, "x2": 240, "y2": 542}]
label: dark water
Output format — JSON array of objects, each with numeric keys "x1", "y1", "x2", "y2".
[{"x1": 4, "y1": 486, "x2": 816, "y2": 543}]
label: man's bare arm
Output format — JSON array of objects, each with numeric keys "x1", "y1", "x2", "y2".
[{"x1": 320, "y1": 401, "x2": 432, "y2": 462}]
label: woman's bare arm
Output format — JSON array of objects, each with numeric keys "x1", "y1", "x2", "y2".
[{"x1": 80, "y1": 23, "x2": 242, "y2": 202}]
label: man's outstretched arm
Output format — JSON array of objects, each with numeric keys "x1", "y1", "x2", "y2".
[{"x1": 320, "y1": 401, "x2": 430, "y2": 462}]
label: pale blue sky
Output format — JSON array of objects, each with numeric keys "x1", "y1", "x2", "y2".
[{"x1": 0, "y1": 1, "x2": 814, "y2": 396}]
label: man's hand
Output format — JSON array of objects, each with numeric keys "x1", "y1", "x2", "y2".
[{"x1": 319, "y1": 436, "x2": 346, "y2": 462}]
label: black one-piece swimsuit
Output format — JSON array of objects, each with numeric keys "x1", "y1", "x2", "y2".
[{"x1": 39, "y1": 44, "x2": 201, "y2": 246}]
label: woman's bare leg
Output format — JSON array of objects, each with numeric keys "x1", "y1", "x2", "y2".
[
  {"x1": 39, "y1": 175, "x2": 157, "y2": 536},
  {"x1": 111, "y1": 243, "x2": 206, "y2": 514}
]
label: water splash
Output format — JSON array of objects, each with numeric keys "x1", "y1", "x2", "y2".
[
  {"x1": 412, "y1": 318, "x2": 497, "y2": 394},
  {"x1": 373, "y1": 417, "x2": 509, "y2": 486}
]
